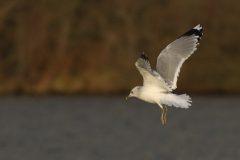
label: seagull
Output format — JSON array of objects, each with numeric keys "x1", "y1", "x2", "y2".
[{"x1": 126, "y1": 24, "x2": 204, "y2": 126}]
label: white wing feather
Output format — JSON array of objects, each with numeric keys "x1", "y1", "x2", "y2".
[
  {"x1": 156, "y1": 24, "x2": 204, "y2": 90},
  {"x1": 135, "y1": 53, "x2": 170, "y2": 92}
]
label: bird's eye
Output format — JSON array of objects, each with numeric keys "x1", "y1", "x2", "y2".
[{"x1": 131, "y1": 91, "x2": 133, "y2": 94}]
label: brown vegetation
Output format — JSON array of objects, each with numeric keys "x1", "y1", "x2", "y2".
[{"x1": 0, "y1": 0, "x2": 240, "y2": 94}]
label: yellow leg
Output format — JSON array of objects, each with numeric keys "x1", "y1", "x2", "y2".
[
  {"x1": 164, "y1": 106, "x2": 168, "y2": 125},
  {"x1": 161, "y1": 107, "x2": 165, "y2": 126}
]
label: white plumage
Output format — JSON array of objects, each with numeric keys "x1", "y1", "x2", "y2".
[{"x1": 126, "y1": 24, "x2": 204, "y2": 125}]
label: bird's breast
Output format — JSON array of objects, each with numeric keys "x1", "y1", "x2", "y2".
[{"x1": 138, "y1": 89, "x2": 162, "y2": 104}]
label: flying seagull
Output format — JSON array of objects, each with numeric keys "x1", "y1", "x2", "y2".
[{"x1": 126, "y1": 24, "x2": 204, "y2": 126}]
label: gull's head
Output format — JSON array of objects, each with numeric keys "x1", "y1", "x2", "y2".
[{"x1": 126, "y1": 86, "x2": 141, "y2": 99}]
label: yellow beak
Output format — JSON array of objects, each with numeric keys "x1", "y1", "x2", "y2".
[{"x1": 126, "y1": 95, "x2": 131, "y2": 100}]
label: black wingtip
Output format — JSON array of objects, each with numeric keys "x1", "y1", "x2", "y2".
[
  {"x1": 179, "y1": 24, "x2": 204, "y2": 41},
  {"x1": 140, "y1": 52, "x2": 149, "y2": 61}
]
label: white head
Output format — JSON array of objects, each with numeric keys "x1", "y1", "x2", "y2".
[{"x1": 126, "y1": 86, "x2": 142, "y2": 99}]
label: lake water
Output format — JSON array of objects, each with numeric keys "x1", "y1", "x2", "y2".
[{"x1": 0, "y1": 96, "x2": 239, "y2": 160}]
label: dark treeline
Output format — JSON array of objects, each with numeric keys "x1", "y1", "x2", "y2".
[{"x1": 0, "y1": 0, "x2": 240, "y2": 94}]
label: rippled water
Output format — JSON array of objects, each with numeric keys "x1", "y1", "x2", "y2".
[{"x1": 0, "y1": 96, "x2": 240, "y2": 160}]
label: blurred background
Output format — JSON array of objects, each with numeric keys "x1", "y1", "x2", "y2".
[
  {"x1": 0, "y1": 0, "x2": 240, "y2": 160},
  {"x1": 1, "y1": 0, "x2": 240, "y2": 95}
]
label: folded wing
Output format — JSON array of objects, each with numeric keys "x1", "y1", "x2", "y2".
[{"x1": 156, "y1": 24, "x2": 204, "y2": 90}]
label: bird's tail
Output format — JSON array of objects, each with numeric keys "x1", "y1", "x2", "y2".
[{"x1": 160, "y1": 93, "x2": 191, "y2": 108}]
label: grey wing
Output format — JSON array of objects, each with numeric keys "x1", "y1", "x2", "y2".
[
  {"x1": 156, "y1": 24, "x2": 204, "y2": 90},
  {"x1": 135, "y1": 53, "x2": 170, "y2": 92}
]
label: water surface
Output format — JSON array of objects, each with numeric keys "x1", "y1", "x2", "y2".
[{"x1": 0, "y1": 96, "x2": 239, "y2": 160}]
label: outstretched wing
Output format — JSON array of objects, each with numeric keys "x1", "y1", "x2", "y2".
[
  {"x1": 156, "y1": 24, "x2": 204, "y2": 90},
  {"x1": 135, "y1": 53, "x2": 170, "y2": 92}
]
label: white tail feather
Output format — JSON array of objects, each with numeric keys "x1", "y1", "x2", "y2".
[{"x1": 160, "y1": 93, "x2": 191, "y2": 108}]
